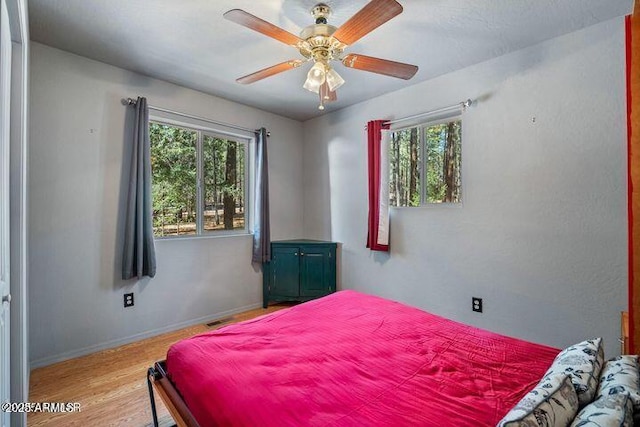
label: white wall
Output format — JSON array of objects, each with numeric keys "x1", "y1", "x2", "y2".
[
  {"x1": 29, "y1": 43, "x2": 304, "y2": 366},
  {"x1": 302, "y1": 18, "x2": 628, "y2": 357}
]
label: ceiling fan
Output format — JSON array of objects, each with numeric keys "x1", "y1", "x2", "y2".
[{"x1": 224, "y1": 0, "x2": 418, "y2": 110}]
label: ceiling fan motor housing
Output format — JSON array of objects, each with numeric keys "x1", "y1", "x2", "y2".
[
  {"x1": 299, "y1": 5, "x2": 346, "y2": 63},
  {"x1": 299, "y1": 24, "x2": 345, "y2": 62}
]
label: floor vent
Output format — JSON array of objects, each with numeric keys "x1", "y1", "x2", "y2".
[{"x1": 206, "y1": 317, "x2": 234, "y2": 328}]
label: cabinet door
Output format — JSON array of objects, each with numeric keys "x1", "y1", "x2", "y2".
[
  {"x1": 299, "y1": 245, "x2": 334, "y2": 297},
  {"x1": 270, "y1": 246, "x2": 300, "y2": 298}
]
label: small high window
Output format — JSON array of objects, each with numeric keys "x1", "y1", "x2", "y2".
[{"x1": 389, "y1": 117, "x2": 462, "y2": 206}]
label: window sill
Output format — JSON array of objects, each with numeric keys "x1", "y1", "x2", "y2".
[
  {"x1": 390, "y1": 202, "x2": 463, "y2": 210},
  {"x1": 154, "y1": 232, "x2": 253, "y2": 242}
]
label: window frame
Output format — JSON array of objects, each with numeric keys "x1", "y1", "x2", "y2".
[
  {"x1": 390, "y1": 113, "x2": 463, "y2": 207},
  {"x1": 149, "y1": 115, "x2": 253, "y2": 240}
]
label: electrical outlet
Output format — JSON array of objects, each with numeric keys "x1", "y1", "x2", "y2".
[
  {"x1": 472, "y1": 297, "x2": 483, "y2": 313},
  {"x1": 124, "y1": 292, "x2": 134, "y2": 308}
]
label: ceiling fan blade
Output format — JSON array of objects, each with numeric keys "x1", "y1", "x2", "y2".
[
  {"x1": 342, "y1": 54, "x2": 418, "y2": 80},
  {"x1": 224, "y1": 9, "x2": 302, "y2": 46},
  {"x1": 236, "y1": 60, "x2": 304, "y2": 84},
  {"x1": 332, "y1": 0, "x2": 403, "y2": 46}
]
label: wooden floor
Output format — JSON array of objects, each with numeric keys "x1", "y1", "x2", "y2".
[{"x1": 28, "y1": 304, "x2": 291, "y2": 427}]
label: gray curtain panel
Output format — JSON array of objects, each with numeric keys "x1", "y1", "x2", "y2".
[
  {"x1": 252, "y1": 128, "x2": 271, "y2": 264},
  {"x1": 122, "y1": 97, "x2": 156, "y2": 279}
]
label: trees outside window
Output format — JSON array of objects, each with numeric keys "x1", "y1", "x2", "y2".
[
  {"x1": 150, "y1": 121, "x2": 248, "y2": 237},
  {"x1": 202, "y1": 134, "x2": 245, "y2": 233},
  {"x1": 389, "y1": 117, "x2": 461, "y2": 206}
]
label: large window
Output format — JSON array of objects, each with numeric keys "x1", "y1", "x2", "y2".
[
  {"x1": 149, "y1": 121, "x2": 248, "y2": 237},
  {"x1": 389, "y1": 117, "x2": 462, "y2": 206}
]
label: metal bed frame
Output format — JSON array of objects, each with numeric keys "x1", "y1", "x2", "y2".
[{"x1": 147, "y1": 361, "x2": 200, "y2": 427}]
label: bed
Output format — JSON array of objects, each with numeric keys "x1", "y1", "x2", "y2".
[{"x1": 148, "y1": 290, "x2": 560, "y2": 426}]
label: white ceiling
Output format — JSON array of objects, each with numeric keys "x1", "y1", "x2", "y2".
[{"x1": 28, "y1": 0, "x2": 633, "y2": 121}]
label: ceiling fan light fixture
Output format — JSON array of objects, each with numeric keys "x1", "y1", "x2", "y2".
[
  {"x1": 319, "y1": 82, "x2": 331, "y2": 101},
  {"x1": 325, "y1": 67, "x2": 345, "y2": 91},
  {"x1": 318, "y1": 81, "x2": 337, "y2": 110},
  {"x1": 303, "y1": 61, "x2": 326, "y2": 93}
]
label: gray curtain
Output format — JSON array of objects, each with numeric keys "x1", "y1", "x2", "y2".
[
  {"x1": 122, "y1": 97, "x2": 156, "y2": 279},
  {"x1": 252, "y1": 128, "x2": 271, "y2": 264}
]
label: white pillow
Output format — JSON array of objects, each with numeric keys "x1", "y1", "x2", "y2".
[
  {"x1": 497, "y1": 374, "x2": 579, "y2": 427},
  {"x1": 569, "y1": 393, "x2": 633, "y2": 427},
  {"x1": 596, "y1": 355, "x2": 640, "y2": 410},
  {"x1": 543, "y1": 338, "x2": 604, "y2": 407}
]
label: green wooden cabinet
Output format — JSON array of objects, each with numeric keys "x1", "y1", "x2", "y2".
[{"x1": 263, "y1": 240, "x2": 337, "y2": 307}]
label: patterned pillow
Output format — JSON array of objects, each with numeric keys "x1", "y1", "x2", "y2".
[
  {"x1": 569, "y1": 393, "x2": 633, "y2": 427},
  {"x1": 596, "y1": 355, "x2": 640, "y2": 410},
  {"x1": 544, "y1": 338, "x2": 604, "y2": 407},
  {"x1": 497, "y1": 375, "x2": 579, "y2": 427}
]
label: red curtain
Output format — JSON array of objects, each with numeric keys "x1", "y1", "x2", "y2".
[{"x1": 366, "y1": 120, "x2": 390, "y2": 252}]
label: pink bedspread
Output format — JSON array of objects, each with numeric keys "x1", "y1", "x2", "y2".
[{"x1": 166, "y1": 290, "x2": 559, "y2": 426}]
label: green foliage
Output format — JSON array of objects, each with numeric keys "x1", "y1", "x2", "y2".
[
  {"x1": 425, "y1": 120, "x2": 461, "y2": 203},
  {"x1": 150, "y1": 123, "x2": 197, "y2": 235},
  {"x1": 425, "y1": 124, "x2": 446, "y2": 203}
]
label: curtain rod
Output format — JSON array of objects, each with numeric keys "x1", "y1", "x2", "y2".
[
  {"x1": 365, "y1": 99, "x2": 473, "y2": 130},
  {"x1": 124, "y1": 98, "x2": 269, "y2": 136}
]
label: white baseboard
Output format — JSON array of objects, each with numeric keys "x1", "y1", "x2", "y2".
[{"x1": 30, "y1": 302, "x2": 263, "y2": 369}]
